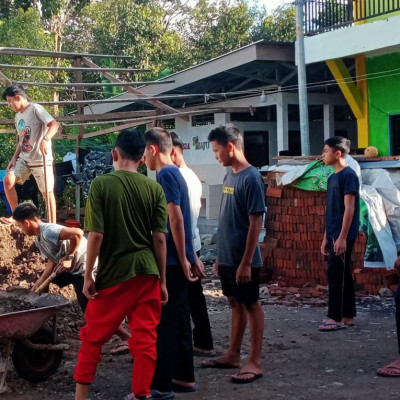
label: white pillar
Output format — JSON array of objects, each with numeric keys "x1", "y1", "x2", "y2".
[
  {"x1": 276, "y1": 100, "x2": 289, "y2": 153},
  {"x1": 323, "y1": 103, "x2": 335, "y2": 140}
]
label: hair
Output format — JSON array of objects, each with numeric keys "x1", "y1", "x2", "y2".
[
  {"x1": 170, "y1": 131, "x2": 183, "y2": 151},
  {"x1": 144, "y1": 127, "x2": 172, "y2": 154},
  {"x1": 114, "y1": 128, "x2": 145, "y2": 161},
  {"x1": 207, "y1": 123, "x2": 244, "y2": 149},
  {"x1": 324, "y1": 136, "x2": 351, "y2": 156},
  {"x1": 2, "y1": 85, "x2": 28, "y2": 100},
  {"x1": 13, "y1": 202, "x2": 39, "y2": 221}
]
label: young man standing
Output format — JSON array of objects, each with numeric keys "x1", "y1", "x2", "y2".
[
  {"x1": 144, "y1": 127, "x2": 199, "y2": 399},
  {"x1": 320, "y1": 137, "x2": 359, "y2": 332},
  {"x1": 2, "y1": 86, "x2": 59, "y2": 223},
  {"x1": 170, "y1": 132, "x2": 214, "y2": 356},
  {"x1": 202, "y1": 124, "x2": 265, "y2": 384},
  {"x1": 74, "y1": 129, "x2": 168, "y2": 400}
]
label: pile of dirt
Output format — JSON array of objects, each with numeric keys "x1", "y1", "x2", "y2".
[{"x1": 0, "y1": 224, "x2": 83, "y2": 338}]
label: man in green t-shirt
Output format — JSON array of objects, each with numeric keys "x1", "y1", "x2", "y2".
[{"x1": 74, "y1": 129, "x2": 168, "y2": 400}]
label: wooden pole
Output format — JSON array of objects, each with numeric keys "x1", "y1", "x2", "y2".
[
  {"x1": 74, "y1": 57, "x2": 86, "y2": 223},
  {"x1": 81, "y1": 57, "x2": 189, "y2": 121}
]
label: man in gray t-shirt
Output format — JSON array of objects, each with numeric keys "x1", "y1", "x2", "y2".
[
  {"x1": 12, "y1": 202, "x2": 131, "y2": 352},
  {"x1": 202, "y1": 124, "x2": 265, "y2": 386},
  {"x1": 2, "y1": 86, "x2": 59, "y2": 223}
]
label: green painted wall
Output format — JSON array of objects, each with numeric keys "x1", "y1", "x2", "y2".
[{"x1": 367, "y1": 52, "x2": 400, "y2": 155}]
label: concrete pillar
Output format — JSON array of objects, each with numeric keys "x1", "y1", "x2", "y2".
[
  {"x1": 276, "y1": 100, "x2": 289, "y2": 153},
  {"x1": 323, "y1": 103, "x2": 335, "y2": 140}
]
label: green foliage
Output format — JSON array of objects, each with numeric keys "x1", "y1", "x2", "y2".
[
  {"x1": 0, "y1": 7, "x2": 55, "y2": 169},
  {"x1": 180, "y1": 0, "x2": 255, "y2": 66},
  {"x1": 252, "y1": 4, "x2": 296, "y2": 43}
]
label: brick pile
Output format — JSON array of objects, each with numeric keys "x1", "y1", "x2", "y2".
[{"x1": 259, "y1": 171, "x2": 392, "y2": 295}]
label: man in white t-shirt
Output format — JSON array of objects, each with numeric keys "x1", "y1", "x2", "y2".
[
  {"x1": 170, "y1": 132, "x2": 214, "y2": 356},
  {"x1": 2, "y1": 86, "x2": 58, "y2": 223}
]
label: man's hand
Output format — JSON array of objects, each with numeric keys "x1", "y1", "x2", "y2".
[
  {"x1": 333, "y1": 237, "x2": 346, "y2": 256},
  {"x1": 192, "y1": 256, "x2": 206, "y2": 279},
  {"x1": 181, "y1": 259, "x2": 198, "y2": 282},
  {"x1": 321, "y1": 237, "x2": 329, "y2": 256},
  {"x1": 394, "y1": 256, "x2": 400, "y2": 271},
  {"x1": 40, "y1": 139, "x2": 48, "y2": 156},
  {"x1": 160, "y1": 282, "x2": 168, "y2": 306},
  {"x1": 6, "y1": 158, "x2": 16, "y2": 172},
  {"x1": 213, "y1": 260, "x2": 219, "y2": 276},
  {"x1": 236, "y1": 261, "x2": 251, "y2": 284},
  {"x1": 83, "y1": 276, "x2": 98, "y2": 300},
  {"x1": 59, "y1": 257, "x2": 73, "y2": 271}
]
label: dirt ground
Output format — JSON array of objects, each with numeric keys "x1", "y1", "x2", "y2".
[
  {"x1": 1, "y1": 225, "x2": 400, "y2": 400},
  {"x1": 1, "y1": 294, "x2": 400, "y2": 400}
]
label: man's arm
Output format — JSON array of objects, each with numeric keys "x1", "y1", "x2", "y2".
[
  {"x1": 321, "y1": 231, "x2": 329, "y2": 256},
  {"x1": 82, "y1": 231, "x2": 103, "y2": 299},
  {"x1": 7, "y1": 144, "x2": 21, "y2": 171},
  {"x1": 334, "y1": 193, "x2": 355, "y2": 256},
  {"x1": 32, "y1": 259, "x2": 56, "y2": 292},
  {"x1": 236, "y1": 214, "x2": 263, "y2": 284},
  {"x1": 58, "y1": 227, "x2": 84, "y2": 270},
  {"x1": 40, "y1": 120, "x2": 59, "y2": 156},
  {"x1": 152, "y1": 231, "x2": 168, "y2": 305},
  {"x1": 167, "y1": 203, "x2": 197, "y2": 282}
]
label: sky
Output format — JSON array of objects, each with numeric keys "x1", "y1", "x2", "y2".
[{"x1": 250, "y1": 0, "x2": 287, "y2": 12}]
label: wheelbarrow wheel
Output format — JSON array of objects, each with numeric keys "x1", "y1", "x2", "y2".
[{"x1": 12, "y1": 326, "x2": 63, "y2": 383}]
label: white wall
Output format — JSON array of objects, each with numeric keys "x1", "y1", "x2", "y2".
[
  {"x1": 302, "y1": 14, "x2": 400, "y2": 64},
  {"x1": 175, "y1": 113, "x2": 229, "y2": 219}
]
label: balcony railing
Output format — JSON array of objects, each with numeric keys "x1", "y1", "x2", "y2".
[{"x1": 303, "y1": 0, "x2": 400, "y2": 35}]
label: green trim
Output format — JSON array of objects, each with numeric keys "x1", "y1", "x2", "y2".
[{"x1": 367, "y1": 52, "x2": 400, "y2": 156}]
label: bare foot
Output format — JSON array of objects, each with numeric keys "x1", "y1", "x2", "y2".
[
  {"x1": 343, "y1": 318, "x2": 355, "y2": 326},
  {"x1": 172, "y1": 379, "x2": 196, "y2": 388},
  {"x1": 201, "y1": 353, "x2": 240, "y2": 368}
]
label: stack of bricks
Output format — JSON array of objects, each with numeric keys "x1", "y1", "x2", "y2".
[{"x1": 259, "y1": 171, "x2": 390, "y2": 294}]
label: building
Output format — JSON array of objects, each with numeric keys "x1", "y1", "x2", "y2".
[
  {"x1": 85, "y1": 41, "x2": 356, "y2": 218},
  {"x1": 302, "y1": 0, "x2": 400, "y2": 155}
]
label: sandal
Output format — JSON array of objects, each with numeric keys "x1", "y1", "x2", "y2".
[
  {"x1": 319, "y1": 321, "x2": 347, "y2": 332},
  {"x1": 231, "y1": 371, "x2": 263, "y2": 384}
]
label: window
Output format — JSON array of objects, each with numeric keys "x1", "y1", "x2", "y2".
[
  {"x1": 161, "y1": 119, "x2": 175, "y2": 129},
  {"x1": 191, "y1": 113, "x2": 215, "y2": 127},
  {"x1": 244, "y1": 131, "x2": 269, "y2": 167}
]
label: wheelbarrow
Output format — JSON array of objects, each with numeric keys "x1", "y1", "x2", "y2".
[{"x1": 0, "y1": 288, "x2": 70, "y2": 394}]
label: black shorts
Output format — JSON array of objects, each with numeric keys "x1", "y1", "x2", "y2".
[
  {"x1": 53, "y1": 272, "x2": 88, "y2": 313},
  {"x1": 218, "y1": 265, "x2": 260, "y2": 306}
]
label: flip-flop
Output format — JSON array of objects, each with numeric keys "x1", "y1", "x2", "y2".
[
  {"x1": 172, "y1": 383, "x2": 199, "y2": 393},
  {"x1": 150, "y1": 389, "x2": 175, "y2": 400},
  {"x1": 201, "y1": 359, "x2": 239, "y2": 369},
  {"x1": 110, "y1": 342, "x2": 129, "y2": 355},
  {"x1": 377, "y1": 365, "x2": 400, "y2": 377},
  {"x1": 319, "y1": 321, "x2": 347, "y2": 332},
  {"x1": 231, "y1": 371, "x2": 263, "y2": 384}
]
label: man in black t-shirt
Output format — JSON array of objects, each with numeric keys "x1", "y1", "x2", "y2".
[{"x1": 320, "y1": 137, "x2": 359, "y2": 332}]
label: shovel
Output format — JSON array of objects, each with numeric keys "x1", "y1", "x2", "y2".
[{"x1": 35, "y1": 263, "x2": 63, "y2": 293}]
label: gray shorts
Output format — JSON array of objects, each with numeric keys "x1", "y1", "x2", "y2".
[{"x1": 9, "y1": 158, "x2": 54, "y2": 193}]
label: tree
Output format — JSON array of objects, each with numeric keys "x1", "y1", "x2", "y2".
[
  {"x1": 179, "y1": 0, "x2": 255, "y2": 66},
  {"x1": 0, "y1": 7, "x2": 55, "y2": 168},
  {"x1": 252, "y1": 4, "x2": 296, "y2": 43},
  {"x1": 64, "y1": 0, "x2": 184, "y2": 78}
]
